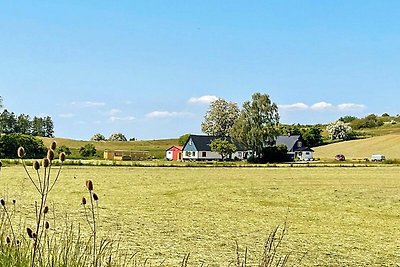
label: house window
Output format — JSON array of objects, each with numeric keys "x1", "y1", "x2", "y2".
[
  {"x1": 202, "y1": 152, "x2": 207, "y2": 157},
  {"x1": 238, "y1": 152, "x2": 242, "y2": 157},
  {"x1": 185, "y1": 151, "x2": 191, "y2": 157},
  {"x1": 188, "y1": 140, "x2": 193, "y2": 146},
  {"x1": 297, "y1": 141, "x2": 302, "y2": 147}
]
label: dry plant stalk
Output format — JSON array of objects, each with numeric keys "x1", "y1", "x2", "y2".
[{"x1": 19, "y1": 141, "x2": 66, "y2": 267}]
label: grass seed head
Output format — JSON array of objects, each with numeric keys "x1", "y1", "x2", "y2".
[
  {"x1": 59, "y1": 152, "x2": 66, "y2": 162},
  {"x1": 47, "y1": 149, "x2": 55, "y2": 161},
  {"x1": 86, "y1": 180, "x2": 93, "y2": 191},
  {"x1": 27, "y1": 228, "x2": 33, "y2": 238},
  {"x1": 0, "y1": 160, "x2": 2, "y2": 168},
  {"x1": 42, "y1": 158, "x2": 50, "y2": 168},
  {"x1": 33, "y1": 160, "x2": 40, "y2": 171},
  {"x1": 12, "y1": 199, "x2": 16, "y2": 205},
  {"x1": 44, "y1": 206, "x2": 49, "y2": 214},
  {"x1": 17, "y1": 147, "x2": 26, "y2": 158},
  {"x1": 50, "y1": 141, "x2": 57, "y2": 150},
  {"x1": 45, "y1": 221, "x2": 50, "y2": 229},
  {"x1": 0, "y1": 199, "x2": 5, "y2": 206},
  {"x1": 82, "y1": 197, "x2": 87, "y2": 205},
  {"x1": 93, "y1": 193, "x2": 99, "y2": 201},
  {"x1": 6, "y1": 236, "x2": 10, "y2": 244}
]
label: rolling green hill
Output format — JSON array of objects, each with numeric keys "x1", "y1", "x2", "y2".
[
  {"x1": 40, "y1": 137, "x2": 178, "y2": 159},
  {"x1": 314, "y1": 123, "x2": 400, "y2": 161}
]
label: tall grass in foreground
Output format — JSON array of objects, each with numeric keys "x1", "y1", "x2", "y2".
[{"x1": 0, "y1": 144, "x2": 302, "y2": 266}]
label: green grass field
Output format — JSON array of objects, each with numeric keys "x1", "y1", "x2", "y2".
[{"x1": 1, "y1": 165, "x2": 399, "y2": 266}]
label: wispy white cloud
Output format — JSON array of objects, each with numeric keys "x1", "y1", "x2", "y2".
[
  {"x1": 311, "y1": 102, "x2": 333, "y2": 110},
  {"x1": 337, "y1": 103, "x2": 366, "y2": 111},
  {"x1": 59, "y1": 113, "x2": 75, "y2": 118},
  {"x1": 278, "y1": 103, "x2": 309, "y2": 110},
  {"x1": 188, "y1": 95, "x2": 218, "y2": 105},
  {"x1": 146, "y1": 111, "x2": 193, "y2": 119},
  {"x1": 278, "y1": 101, "x2": 366, "y2": 112},
  {"x1": 109, "y1": 116, "x2": 135, "y2": 122},
  {"x1": 71, "y1": 101, "x2": 106, "y2": 108},
  {"x1": 108, "y1": 109, "x2": 122, "y2": 116}
]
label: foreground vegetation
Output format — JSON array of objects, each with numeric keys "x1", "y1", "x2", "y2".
[{"x1": 0, "y1": 165, "x2": 398, "y2": 266}]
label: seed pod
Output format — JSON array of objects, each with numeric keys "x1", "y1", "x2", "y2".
[
  {"x1": 93, "y1": 193, "x2": 99, "y2": 201},
  {"x1": 47, "y1": 149, "x2": 55, "y2": 161},
  {"x1": 86, "y1": 180, "x2": 93, "y2": 191},
  {"x1": 45, "y1": 221, "x2": 50, "y2": 229},
  {"x1": 59, "y1": 152, "x2": 66, "y2": 162},
  {"x1": 12, "y1": 199, "x2": 16, "y2": 205},
  {"x1": 6, "y1": 236, "x2": 10, "y2": 244},
  {"x1": 0, "y1": 199, "x2": 5, "y2": 206},
  {"x1": 44, "y1": 206, "x2": 49, "y2": 214},
  {"x1": 42, "y1": 158, "x2": 50, "y2": 168},
  {"x1": 82, "y1": 197, "x2": 87, "y2": 205},
  {"x1": 50, "y1": 141, "x2": 57, "y2": 150},
  {"x1": 17, "y1": 147, "x2": 26, "y2": 158},
  {"x1": 27, "y1": 228, "x2": 33, "y2": 238},
  {"x1": 33, "y1": 160, "x2": 40, "y2": 171}
]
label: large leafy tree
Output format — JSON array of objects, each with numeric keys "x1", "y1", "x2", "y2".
[
  {"x1": 17, "y1": 114, "x2": 31, "y2": 135},
  {"x1": 109, "y1": 133, "x2": 127, "y2": 141},
  {"x1": 0, "y1": 110, "x2": 17, "y2": 134},
  {"x1": 326, "y1": 120, "x2": 353, "y2": 140},
  {"x1": 231, "y1": 92, "x2": 279, "y2": 159},
  {"x1": 91, "y1": 133, "x2": 106, "y2": 141},
  {"x1": 201, "y1": 98, "x2": 239, "y2": 137}
]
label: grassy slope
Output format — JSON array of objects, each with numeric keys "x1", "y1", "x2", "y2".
[
  {"x1": 314, "y1": 124, "x2": 400, "y2": 160},
  {"x1": 40, "y1": 137, "x2": 178, "y2": 159},
  {"x1": 2, "y1": 166, "x2": 399, "y2": 266}
]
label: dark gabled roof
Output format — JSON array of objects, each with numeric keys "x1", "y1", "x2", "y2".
[
  {"x1": 185, "y1": 134, "x2": 246, "y2": 151},
  {"x1": 275, "y1": 135, "x2": 301, "y2": 151},
  {"x1": 188, "y1": 135, "x2": 219, "y2": 151}
]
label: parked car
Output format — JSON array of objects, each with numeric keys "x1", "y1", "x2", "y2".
[
  {"x1": 335, "y1": 154, "x2": 346, "y2": 161},
  {"x1": 371, "y1": 154, "x2": 385, "y2": 161}
]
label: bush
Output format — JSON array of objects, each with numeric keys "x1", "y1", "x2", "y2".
[
  {"x1": 0, "y1": 133, "x2": 46, "y2": 158},
  {"x1": 79, "y1": 143, "x2": 97, "y2": 157},
  {"x1": 57, "y1": 145, "x2": 72, "y2": 156}
]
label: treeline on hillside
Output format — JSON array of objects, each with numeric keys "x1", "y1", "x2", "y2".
[
  {"x1": 339, "y1": 113, "x2": 399, "y2": 130},
  {"x1": 0, "y1": 109, "x2": 54, "y2": 137}
]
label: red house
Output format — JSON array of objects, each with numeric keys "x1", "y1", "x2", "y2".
[{"x1": 165, "y1": 146, "x2": 183, "y2": 161}]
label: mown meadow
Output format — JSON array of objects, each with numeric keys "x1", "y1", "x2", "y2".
[{"x1": 0, "y1": 165, "x2": 399, "y2": 266}]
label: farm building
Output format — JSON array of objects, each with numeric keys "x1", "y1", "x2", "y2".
[
  {"x1": 182, "y1": 135, "x2": 250, "y2": 161},
  {"x1": 165, "y1": 146, "x2": 183, "y2": 161},
  {"x1": 275, "y1": 135, "x2": 314, "y2": 161},
  {"x1": 103, "y1": 150, "x2": 150, "y2": 161}
]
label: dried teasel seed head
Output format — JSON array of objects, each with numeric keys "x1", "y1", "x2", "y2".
[
  {"x1": 6, "y1": 236, "x2": 10, "y2": 244},
  {"x1": 17, "y1": 147, "x2": 26, "y2": 158},
  {"x1": 45, "y1": 221, "x2": 50, "y2": 229},
  {"x1": 42, "y1": 158, "x2": 50, "y2": 168},
  {"x1": 47, "y1": 149, "x2": 55, "y2": 161},
  {"x1": 59, "y1": 152, "x2": 66, "y2": 162},
  {"x1": 33, "y1": 160, "x2": 40, "y2": 171},
  {"x1": 44, "y1": 206, "x2": 49, "y2": 214},
  {"x1": 86, "y1": 180, "x2": 93, "y2": 191},
  {"x1": 27, "y1": 228, "x2": 33, "y2": 238},
  {"x1": 50, "y1": 141, "x2": 57, "y2": 150},
  {"x1": 93, "y1": 193, "x2": 99, "y2": 201},
  {"x1": 0, "y1": 199, "x2": 5, "y2": 206},
  {"x1": 82, "y1": 197, "x2": 87, "y2": 205}
]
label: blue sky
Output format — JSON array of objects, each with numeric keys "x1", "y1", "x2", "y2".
[{"x1": 1, "y1": 1, "x2": 399, "y2": 140}]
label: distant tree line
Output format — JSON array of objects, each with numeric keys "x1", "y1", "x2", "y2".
[{"x1": 0, "y1": 109, "x2": 54, "y2": 137}]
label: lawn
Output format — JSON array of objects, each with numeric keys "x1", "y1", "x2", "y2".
[{"x1": 0, "y1": 165, "x2": 399, "y2": 266}]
